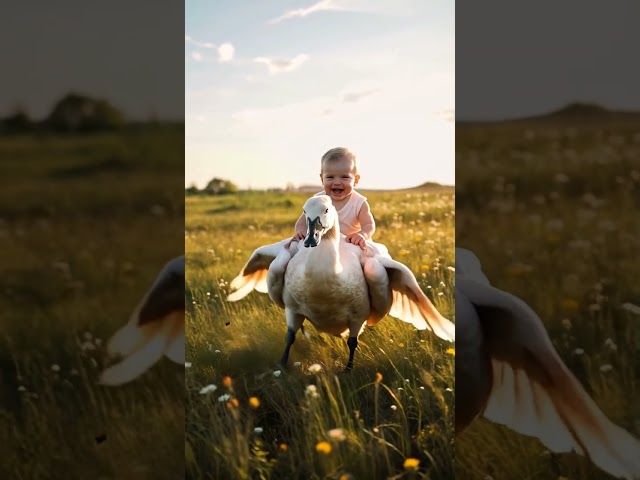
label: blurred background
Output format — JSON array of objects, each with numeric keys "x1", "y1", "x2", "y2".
[
  {"x1": 0, "y1": 2, "x2": 184, "y2": 478},
  {"x1": 456, "y1": 1, "x2": 640, "y2": 479}
]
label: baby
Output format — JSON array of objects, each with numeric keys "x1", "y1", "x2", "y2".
[{"x1": 286, "y1": 147, "x2": 386, "y2": 255}]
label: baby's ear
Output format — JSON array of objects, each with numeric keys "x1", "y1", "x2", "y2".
[{"x1": 354, "y1": 174, "x2": 360, "y2": 185}]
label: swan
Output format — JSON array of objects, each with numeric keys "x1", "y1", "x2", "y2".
[
  {"x1": 227, "y1": 195, "x2": 454, "y2": 371},
  {"x1": 456, "y1": 247, "x2": 640, "y2": 480},
  {"x1": 99, "y1": 255, "x2": 185, "y2": 386}
]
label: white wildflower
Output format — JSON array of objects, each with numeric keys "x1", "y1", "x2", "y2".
[
  {"x1": 305, "y1": 384, "x2": 319, "y2": 398},
  {"x1": 328, "y1": 428, "x2": 346, "y2": 442},
  {"x1": 308, "y1": 363, "x2": 322, "y2": 373},
  {"x1": 199, "y1": 384, "x2": 217, "y2": 395}
]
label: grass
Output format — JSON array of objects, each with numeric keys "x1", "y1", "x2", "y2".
[
  {"x1": 0, "y1": 126, "x2": 185, "y2": 479},
  {"x1": 185, "y1": 187, "x2": 455, "y2": 479},
  {"x1": 455, "y1": 119, "x2": 640, "y2": 479}
]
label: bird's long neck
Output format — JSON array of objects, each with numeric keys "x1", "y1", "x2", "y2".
[{"x1": 306, "y1": 219, "x2": 342, "y2": 275}]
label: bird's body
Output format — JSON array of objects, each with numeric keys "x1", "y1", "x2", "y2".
[
  {"x1": 228, "y1": 195, "x2": 454, "y2": 370},
  {"x1": 456, "y1": 247, "x2": 640, "y2": 480},
  {"x1": 100, "y1": 255, "x2": 185, "y2": 386}
]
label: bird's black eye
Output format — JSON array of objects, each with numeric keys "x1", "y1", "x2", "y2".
[{"x1": 325, "y1": 208, "x2": 328, "y2": 213}]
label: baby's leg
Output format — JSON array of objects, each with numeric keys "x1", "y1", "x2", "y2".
[{"x1": 363, "y1": 239, "x2": 391, "y2": 258}]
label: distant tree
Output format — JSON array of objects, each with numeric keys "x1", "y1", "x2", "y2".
[
  {"x1": 185, "y1": 183, "x2": 200, "y2": 196},
  {"x1": 203, "y1": 177, "x2": 238, "y2": 195},
  {"x1": 45, "y1": 93, "x2": 125, "y2": 133},
  {"x1": 2, "y1": 105, "x2": 33, "y2": 133}
]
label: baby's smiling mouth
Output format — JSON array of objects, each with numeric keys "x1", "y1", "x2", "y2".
[{"x1": 331, "y1": 188, "x2": 344, "y2": 195}]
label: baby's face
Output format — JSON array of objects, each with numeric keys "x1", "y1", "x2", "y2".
[{"x1": 320, "y1": 156, "x2": 359, "y2": 202}]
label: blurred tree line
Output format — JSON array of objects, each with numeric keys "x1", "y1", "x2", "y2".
[
  {"x1": 185, "y1": 178, "x2": 239, "y2": 196},
  {"x1": 1, "y1": 93, "x2": 126, "y2": 134}
]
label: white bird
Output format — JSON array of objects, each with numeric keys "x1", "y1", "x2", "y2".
[
  {"x1": 456, "y1": 247, "x2": 640, "y2": 480},
  {"x1": 100, "y1": 255, "x2": 185, "y2": 386},
  {"x1": 227, "y1": 195, "x2": 454, "y2": 371}
]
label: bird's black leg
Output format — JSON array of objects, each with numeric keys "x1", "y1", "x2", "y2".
[
  {"x1": 344, "y1": 336, "x2": 358, "y2": 372},
  {"x1": 279, "y1": 328, "x2": 296, "y2": 368}
]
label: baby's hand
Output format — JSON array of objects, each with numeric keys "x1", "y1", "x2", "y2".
[
  {"x1": 346, "y1": 232, "x2": 366, "y2": 250},
  {"x1": 285, "y1": 232, "x2": 305, "y2": 249}
]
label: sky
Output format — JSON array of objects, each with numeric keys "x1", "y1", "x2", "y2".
[{"x1": 185, "y1": 0, "x2": 455, "y2": 190}]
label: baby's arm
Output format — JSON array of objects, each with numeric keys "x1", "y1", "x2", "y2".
[
  {"x1": 285, "y1": 213, "x2": 307, "y2": 248},
  {"x1": 345, "y1": 201, "x2": 376, "y2": 248}
]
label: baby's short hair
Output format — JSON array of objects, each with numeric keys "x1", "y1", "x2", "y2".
[{"x1": 320, "y1": 147, "x2": 358, "y2": 175}]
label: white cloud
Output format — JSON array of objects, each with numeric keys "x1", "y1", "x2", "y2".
[
  {"x1": 269, "y1": 0, "x2": 343, "y2": 24},
  {"x1": 218, "y1": 43, "x2": 235, "y2": 63},
  {"x1": 341, "y1": 88, "x2": 381, "y2": 103},
  {"x1": 185, "y1": 34, "x2": 216, "y2": 49},
  {"x1": 268, "y1": 0, "x2": 415, "y2": 24},
  {"x1": 191, "y1": 52, "x2": 202, "y2": 61},
  {"x1": 254, "y1": 54, "x2": 309, "y2": 74}
]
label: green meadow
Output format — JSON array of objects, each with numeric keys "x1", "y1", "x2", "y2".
[
  {"x1": 185, "y1": 187, "x2": 455, "y2": 479},
  {"x1": 0, "y1": 126, "x2": 184, "y2": 479},
  {"x1": 456, "y1": 114, "x2": 640, "y2": 480}
]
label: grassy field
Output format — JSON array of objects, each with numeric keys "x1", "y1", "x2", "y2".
[
  {"x1": 455, "y1": 116, "x2": 640, "y2": 479},
  {"x1": 185, "y1": 187, "x2": 455, "y2": 479},
  {"x1": 0, "y1": 126, "x2": 185, "y2": 479}
]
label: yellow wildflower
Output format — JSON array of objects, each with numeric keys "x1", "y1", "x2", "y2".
[
  {"x1": 403, "y1": 457, "x2": 420, "y2": 470},
  {"x1": 316, "y1": 441, "x2": 332, "y2": 454}
]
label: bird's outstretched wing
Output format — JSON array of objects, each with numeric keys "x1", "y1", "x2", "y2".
[
  {"x1": 373, "y1": 255, "x2": 455, "y2": 342},
  {"x1": 457, "y1": 273, "x2": 640, "y2": 480},
  {"x1": 227, "y1": 240, "x2": 290, "y2": 302},
  {"x1": 100, "y1": 256, "x2": 185, "y2": 386}
]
